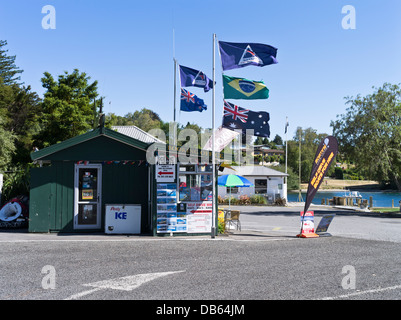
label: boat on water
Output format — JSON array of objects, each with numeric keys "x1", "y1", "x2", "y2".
[
  {"x1": 342, "y1": 190, "x2": 367, "y2": 208},
  {"x1": 344, "y1": 190, "x2": 363, "y2": 199}
]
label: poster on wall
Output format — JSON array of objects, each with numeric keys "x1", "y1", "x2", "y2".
[
  {"x1": 186, "y1": 201, "x2": 212, "y2": 233},
  {"x1": 156, "y1": 183, "x2": 185, "y2": 233}
]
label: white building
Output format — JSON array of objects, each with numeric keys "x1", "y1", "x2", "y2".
[{"x1": 218, "y1": 166, "x2": 288, "y2": 203}]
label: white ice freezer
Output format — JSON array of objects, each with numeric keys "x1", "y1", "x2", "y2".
[{"x1": 105, "y1": 204, "x2": 141, "y2": 234}]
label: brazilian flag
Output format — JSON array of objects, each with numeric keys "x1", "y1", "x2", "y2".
[{"x1": 223, "y1": 75, "x2": 269, "y2": 100}]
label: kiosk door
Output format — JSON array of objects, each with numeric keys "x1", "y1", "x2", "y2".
[{"x1": 74, "y1": 164, "x2": 102, "y2": 229}]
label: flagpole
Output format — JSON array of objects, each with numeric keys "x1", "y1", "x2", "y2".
[
  {"x1": 285, "y1": 116, "x2": 288, "y2": 182},
  {"x1": 172, "y1": 27, "x2": 179, "y2": 159},
  {"x1": 173, "y1": 58, "x2": 177, "y2": 124},
  {"x1": 211, "y1": 33, "x2": 216, "y2": 239},
  {"x1": 173, "y1": 28, "x2": 176, "y2": 124}
]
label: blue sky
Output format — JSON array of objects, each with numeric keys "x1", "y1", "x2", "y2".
[{"x1": 0, "y1": 0, "x2": 400, "y2": 140}]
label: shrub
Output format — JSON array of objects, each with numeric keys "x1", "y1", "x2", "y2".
[
  {"x1": 274, "y1": 197, "x2": 287, "y2": 206},
  {"x1": 238, "y1": 194, "x2": 251, "y2": 205},
  {"x1": 250, "y1": 194, "x2": 267, "y2": 205},
  {"x1": 229, "y1": 197, "x2": 238, "y2": 205},
  {"x1": 218, "y1": 221, "x2": 225, "y2": 234},
  {"x1": 1, "y1": 165, "x2": 31, "y2": 205}
]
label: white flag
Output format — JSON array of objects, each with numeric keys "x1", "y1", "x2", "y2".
[{"x1": 203, "y1": 126, "x2": 240, "y2": 153}]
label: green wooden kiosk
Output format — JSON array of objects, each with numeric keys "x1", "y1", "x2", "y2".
[
  {"x1": 29, "y1": 126, "x2": 218, "y2": 236},
  {"x1": 29, "y1": 126, "x2": 154, "y2": 233}
]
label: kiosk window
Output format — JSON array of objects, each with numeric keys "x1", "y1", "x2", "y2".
[
  {"x1": 198, "y1": 164, "x2": 213, "y2": 172},
  {"x1": 179, "y1": 163, "x2": 214, "y2": 202},
  {"x1": 227, "y1": 187, "x2": 239, "y2": 194},
  {"x1": 179, "y1": 164, "x2": 196, "y2": 172},
  {"x1": 179, "y1": 174, "x2": 200, "y2": 201},
  {"x1": 200, "y1": 174, "x2": 213, "y2": 201},
  {"x1": 255, "y1": 179, "x2": 267, "y2": 194}
]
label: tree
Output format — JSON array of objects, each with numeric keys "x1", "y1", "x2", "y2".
[
  {"x1": 287, "y1": 127, "x2": 329, "y2": 183},
  {"x1": 274, "y1": 164, "x2": 299, "y2": 190},
  {"x1": 0, "y1": 79, "x2": 18, "y2": 170},
  {"x1": 0, "y1": 40, "x2": 23, "y2": 85},
  {"x1": 254, "y1": 137, "x2": 263, "y2": 145},
  {"x1": 331, "y1": 83, "x2": 401, "y2": 190},
  {"x1": 0, "y1": 41, "x2": 40, "y2": 202},
  {"x1": 4, "y1": 84, "x2": 41, "y2": 163},
  {"x1": 272, "y1": 134, "x2": 283, "y2": 146},
  {"x1": 0, "y1": 113, "x2": 16, "y2": 171},
  {"x1": 105, "y1": 113, "x2": 134, "y2": 126},
  {"x1": 116, "y1": 108, "x2": 164, "y2": 132},
  {"x1": 35, "y1": 69, "x2": 99, "y2": 147}
]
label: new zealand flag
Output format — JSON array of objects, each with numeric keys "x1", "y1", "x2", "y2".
[
  {"x1": 180, "y1": 88, "x2": 207, "y2": 112},
  {"x1": 222, "y1": 100, "x2": 270, "y2": 137}
]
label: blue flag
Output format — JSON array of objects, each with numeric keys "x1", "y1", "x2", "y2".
[
  {"x1": 180, "y1": 88, "x2": 207, "y2": 112},
  {"x1": 218, "y1": 41, "x2": 278, "y2": 71},
  {"x1": 179, "y1": 65, "x2": 213, "y2": 92},
  {"x1": 222, "y1": 100, "x2": 270, "y2": 137}
]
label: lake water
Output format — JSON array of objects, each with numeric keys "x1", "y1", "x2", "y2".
[{"x1": 287, "y1": 191, "x2": 401, "y2": 208}]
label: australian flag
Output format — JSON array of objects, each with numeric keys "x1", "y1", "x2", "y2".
[
  {"x1": 222, "y1": 100, "x2": 270, "y2": 137},
  {"x1": 218, "y1": 41, "x2": 278, "y2": 71},
  {"x1": 180, "y1": 88, "x2": 207, "y2": 112},
  {"x1": 179, "y1": 65, "x2": 213, "y2": 92}
]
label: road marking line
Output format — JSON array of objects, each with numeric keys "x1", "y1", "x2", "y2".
[
  {"x1": 320, "y1": 284, "x2": 401, "y2": 300},
  {"x1": 64, "y1": 287, "x2": 103, "y2": 300},
  {"x1": 64, "y1": 270, "x2": 185, "y2": 300}
]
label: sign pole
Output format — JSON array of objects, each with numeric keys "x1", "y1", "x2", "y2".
[{"x1": 211, "y1": 33, "x2": 216, "y2": 239}]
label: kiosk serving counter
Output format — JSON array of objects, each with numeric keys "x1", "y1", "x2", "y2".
[{"x1": 154, "y1": 163, "x2": 217, "y2": 236}]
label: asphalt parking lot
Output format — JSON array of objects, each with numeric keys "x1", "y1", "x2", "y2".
[{"x1": 0, "y1": 204, "x2": 400, "y2": 304}]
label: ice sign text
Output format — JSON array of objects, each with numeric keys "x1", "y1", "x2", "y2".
[{"x1": 115, "y1": 212, "x2": 127, "y2": 220}]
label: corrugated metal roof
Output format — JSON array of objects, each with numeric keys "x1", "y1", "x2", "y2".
[
  {"x1": 219, "y1": 165, "x2": 288, "y2": 177},
  {"x1": 112, "y1": 126, "x2": 165, "y2": 144},
  {"x1": 31, "y1": 127, "x2": 150, "y2": 161}
]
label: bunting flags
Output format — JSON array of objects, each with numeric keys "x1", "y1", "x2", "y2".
[
  {"x1": 223, "y1": 75, "x2": 269, "y2": 100},
  {"x1": 218, "y1": 41, "x2": 278, "y2": 71},
  {"x1": 76, "y1": 160, "x2": 148, "y2": 166}
]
